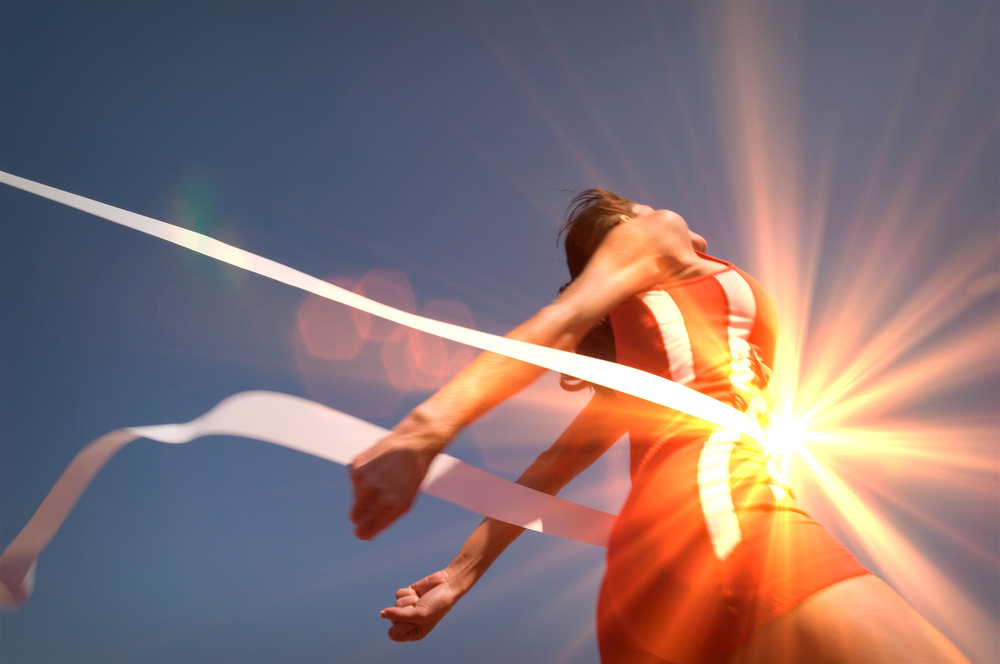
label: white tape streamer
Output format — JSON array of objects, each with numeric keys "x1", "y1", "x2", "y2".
[
  {"x1": 0, "y1": 171, "x2": 761, "y2": 609},
  {"x1": 0, "y1": 392, "x2": 614, "y2": 609},
  {"x1": 0, "y1": 171, "x2": 762, "y2": 441}
]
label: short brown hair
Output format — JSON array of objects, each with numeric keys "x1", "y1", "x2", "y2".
[
  {"x1": 560, "y1": 189, "x2": 634, "y2": 281},
  {"x1": 558, "y1": 189, "x2": 634, "y2": 392}
]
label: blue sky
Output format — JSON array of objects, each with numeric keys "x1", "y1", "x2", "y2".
[{"x1": 1, "y1": 1, "x2": 997, "y2": 662}]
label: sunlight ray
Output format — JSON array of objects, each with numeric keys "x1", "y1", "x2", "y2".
[
  {"x1": 796, "y1": 446, "x2": 997, "y2": 661},
  {"x1": 463, "y1": 5, "x2": 609, "y2": 188},
  {"x1": 814, "y1": 322, "x2": 999, "y2": 425}
]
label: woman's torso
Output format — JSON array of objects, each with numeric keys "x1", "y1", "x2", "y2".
[{"x1": 609, "y1": 255, "x2": 777, "y2": 476}]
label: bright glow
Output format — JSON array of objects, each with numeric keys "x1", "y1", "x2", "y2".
[
  {"x1": 763, "y1": 415, "x2": 809, "y2": 459},
  {"x1": 701, "y1": 3, "x2": 999, "y2": 661}
]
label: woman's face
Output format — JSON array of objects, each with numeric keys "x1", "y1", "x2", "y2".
[{"x1": 627, "y1": 203, "x2": 709, "y2": 253}]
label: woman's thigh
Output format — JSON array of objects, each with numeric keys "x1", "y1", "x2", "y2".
[{"x1": 727, "y1": 575, "x2": 970, "y2": 664}]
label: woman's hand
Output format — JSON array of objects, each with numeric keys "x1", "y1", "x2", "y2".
[
  {"x1": 349, "y1": 414, "x2": 449, "y2": 540},
  {"x1": 374, "y1": 393, "x2": 625, "y2": 642},
  {"x1": 380, "y1": 570, "x2": 463, "y2": 642}
]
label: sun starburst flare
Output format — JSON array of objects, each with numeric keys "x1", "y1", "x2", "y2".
[{"x1": 706, "y1": 2, "x2": 998, "y2": 660}]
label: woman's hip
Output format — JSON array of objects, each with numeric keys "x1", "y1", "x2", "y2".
[{"x1": 598, "y1": 430, "x2": 868, "y2": 664}]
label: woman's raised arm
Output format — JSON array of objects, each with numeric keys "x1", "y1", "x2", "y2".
[{"x1": 379, "y1": 391, "x2": 626, "y2": 641}]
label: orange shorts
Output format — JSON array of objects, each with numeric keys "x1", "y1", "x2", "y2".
[{"x1": 598, "y1": 431, "x2": 869, "y2": 664}]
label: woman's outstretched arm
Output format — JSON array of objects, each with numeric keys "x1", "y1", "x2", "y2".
[
  {"x1": 349, "y1": 209, "x2": 708, "y2": 540},
  {"x1": 379, "y1": 391, "x2": 627, "y2": 641}
]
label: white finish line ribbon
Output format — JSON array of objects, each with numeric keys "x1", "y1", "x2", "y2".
[
  {"x1": 0, "y1": 171, "x2": 762, "y2": 608},
  {"x1": 0, "y1": 171, "x2": 762, "y2": 440},
  {"x1": 0, "y1": 391, "x2": 614, "y2": 609}
]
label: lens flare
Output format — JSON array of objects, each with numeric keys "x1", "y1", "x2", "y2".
[
  {"x1": 702, "y1": 2, "x2": 999, "y2": 660},
  {"x1": 297, "y1": 277, "x2": 366, "y2": 360}
]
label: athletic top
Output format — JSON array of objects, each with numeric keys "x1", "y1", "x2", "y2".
[{"x1": 609, "y1": 254, "x2": 778, "y2": 476}]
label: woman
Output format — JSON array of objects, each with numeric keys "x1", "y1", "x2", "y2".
[{"x1": 351, "y1": 190, "x2": 968, "y2": 663}]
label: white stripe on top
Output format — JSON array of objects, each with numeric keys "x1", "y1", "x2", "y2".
[
  {"x1": 697, "y1": 428, "x2": 743, "y2": 560},
  {"x1": 714, "y1": 270, "x2": 757, "y2": 404},
  {"x1": 638, "y1": 290, "x2": 696, "y2": 385}
]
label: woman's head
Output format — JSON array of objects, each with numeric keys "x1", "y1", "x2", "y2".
[
  {"x1": 560, "y1": 191, "x2": 709, "y2": 283},
  {"x1": 560, "y1": 189, "x2": 635, "y2": 281}
]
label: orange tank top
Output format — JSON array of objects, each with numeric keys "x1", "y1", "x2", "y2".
[{"x1": 609, "y1": 255, "x2": 777, "y2": 476}]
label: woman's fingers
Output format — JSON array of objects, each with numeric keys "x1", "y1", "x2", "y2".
[
  {"x1": 349, "y1": 434, "x2": 433, "y2": 540},
  {"x1": 395, "y1": 594, "x2": 419, "y2": 608},
  {"x1": 349, "y1": 482, "x2": 407, "y2": 540},
  {"x1": 387, "y1": 621, "x2": 423, "y2": 642},
  {"x1": 380, "y1": 605, "x2": 421, "y2": 625},
  {"x1": 380, "y1": 569, "x2": 456, "y2": 641}
]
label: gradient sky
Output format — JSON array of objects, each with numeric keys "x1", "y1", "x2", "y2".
[{"x1": 1, "y1": 2, "x2": 997, "y2": 663}]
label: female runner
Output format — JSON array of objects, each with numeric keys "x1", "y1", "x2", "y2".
[{"x1": 350, "y1": 190, "x2": 969, "y2": 663}]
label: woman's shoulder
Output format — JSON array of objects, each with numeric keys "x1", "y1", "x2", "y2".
[{"x1": 694, "y1": 253, "x2": 774, "y2": 300}]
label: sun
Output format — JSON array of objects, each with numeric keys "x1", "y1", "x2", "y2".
[{"x1": 763, "y1": 414, "x2": 809, "y2": 458}]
